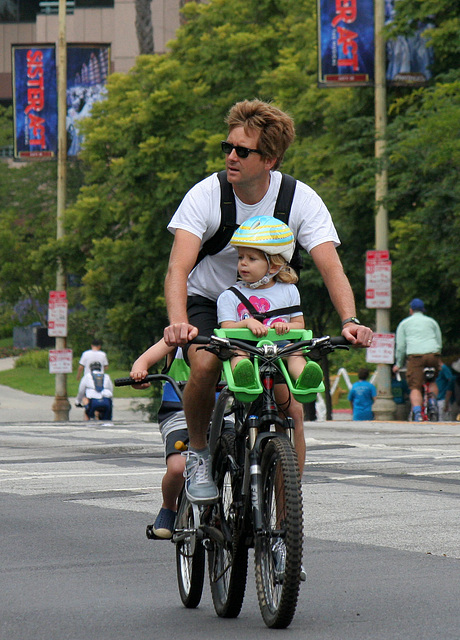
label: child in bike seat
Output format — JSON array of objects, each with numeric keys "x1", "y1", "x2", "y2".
[{"x1": 217, "y1": 215, "x2": 323, "y2": 391}]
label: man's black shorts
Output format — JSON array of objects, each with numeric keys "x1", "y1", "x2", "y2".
[
  {"x1": 187, "y1": 295, "x2": 218, "y2": 336},
  {"x1": 183, "y1": 295, "x2": 218, "y2": 362}
]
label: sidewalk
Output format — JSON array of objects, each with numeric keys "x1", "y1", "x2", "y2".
[{"x1": 0, "y1": 358, "x2": 149, "y2": 423}]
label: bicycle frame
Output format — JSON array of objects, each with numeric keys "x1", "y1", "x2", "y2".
[{"x1": 115, "y1": 329, "x2": 349, "y2": 628}]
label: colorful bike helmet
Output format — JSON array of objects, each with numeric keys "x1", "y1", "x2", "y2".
[{"x1": 230, "y1": 215, "x2": 295, "y2": 262}]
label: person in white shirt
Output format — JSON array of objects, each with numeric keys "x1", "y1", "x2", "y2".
[
  {"x1": 76, "y1": 339, "x2": 109, "y2": 381},
  {"x1": 76, "y1": 362, "x2": 113, "y2": 421}
]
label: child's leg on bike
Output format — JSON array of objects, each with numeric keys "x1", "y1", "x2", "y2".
[
  {"x1": 160, "y1": 418, "x2": 188, "y2": 511},
  {"x1": 274, "y1": 384, "x2": 306, "y2": 474}
]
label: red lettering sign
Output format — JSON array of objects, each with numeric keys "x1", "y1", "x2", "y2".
[
  {"x1": 28, "y1": 113, "x2": 46, "y2": 148},
  {"x1": 337, "y1": 27, "x2": 359, "y2": 70},
  {"x1": 332, "y1": 0, "x2": 357, "y2": 27},
  {"x1": 24, "y1": 49, "x2": 46, "y2": 149}
]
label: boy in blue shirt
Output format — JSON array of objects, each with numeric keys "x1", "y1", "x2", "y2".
[{"x1": 348, "y1": 368, "x2": 377, "y2": 421}]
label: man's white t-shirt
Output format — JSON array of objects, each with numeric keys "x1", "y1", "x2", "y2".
[
  {"x1": 217, "y1": 281, "x2": 303, "y2": 327},
  {"x1": 168, "y1": 171, "x2": 340, "y2": 301},
  {"x1": 79, "y1": 349, "x2": 109, "y2": 376}
]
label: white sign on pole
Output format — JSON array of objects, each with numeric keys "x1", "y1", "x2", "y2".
[
  {"x1": 48, "y1": 290, "x2": 68, "y2": 337},
  {"x1": 366, "y1": 333, "x2": 395, "y2": 364},
  {"x1": 366, "y1": 260, "x2": 392, "y2": 308},
  {"x1": 49, "y1": 349, "x2": 73, "y2": 374},
  {"x1": 366, "y1": 250, "x2": 391, "y2": 309}
]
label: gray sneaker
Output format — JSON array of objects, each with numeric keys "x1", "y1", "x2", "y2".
[{"x1": 183, "y1": 449, "x2": 219, "y2": 505}]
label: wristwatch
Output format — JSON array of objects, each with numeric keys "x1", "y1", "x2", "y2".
[{"x1": 341, "y1": 317, "x2": 361, "y2": 328}]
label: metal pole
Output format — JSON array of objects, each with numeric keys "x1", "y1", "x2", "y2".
[
  {"x1": 373, "y1": 0, "x2": 395, "y2": 420},
  {"x1": 52, "y1": 0, "x2": 70, "y2": 421}
]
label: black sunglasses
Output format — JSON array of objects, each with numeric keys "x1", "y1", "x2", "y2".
[{"x1": 221, "y1": 141, "x2": 262, "y2": 159}]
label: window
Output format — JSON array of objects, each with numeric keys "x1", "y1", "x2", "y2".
[{"x1": 0, "y1": 0, "x2": 41, "y2": 22}]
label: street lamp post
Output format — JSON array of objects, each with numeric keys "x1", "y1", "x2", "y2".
[
  {"x1": 52, "y1": 0, "x2": 70, "y2": 421},
  {"x1": 373, "y1": 0, "x2": 395, "y2": 420}
]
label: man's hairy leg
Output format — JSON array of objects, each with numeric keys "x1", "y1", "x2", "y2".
[
  {"x1": 183, "y1": 347, "x2": 221, "y2": 450},
  {"x1": 410, "y1": 388, "x2": 423, "y2": 408}
]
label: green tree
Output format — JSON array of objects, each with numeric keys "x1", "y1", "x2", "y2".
[
  {"x1": 0, "y1": 104, "x2": 85, "y2": 326},
  {"x1": 51, "y1": 0, "x2": 459, "y2": 360}
]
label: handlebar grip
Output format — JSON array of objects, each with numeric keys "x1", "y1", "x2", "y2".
[
  {"x1": 190, "y1": 335, "x2": 213, "y2": 345},
  {"x1": 114, "y1": 377, "x2": 137, "y2": 387},
  {"x1": 114, "y1": 374, "x2": 156, "y2": 387},
  {"x1": 330, "y1": 336, "x2": 351, "y2": 346}
]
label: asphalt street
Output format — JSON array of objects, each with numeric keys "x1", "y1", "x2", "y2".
[
  {"x1": 1, "y1": 415, "x2": 459, "y2": 639},
  {"x1": 1, "y1": 356, "x2": 459, "y2": 638}
]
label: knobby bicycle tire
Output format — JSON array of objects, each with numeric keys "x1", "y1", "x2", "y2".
[
  {"x1": 254, "y1": 437, "x2": 303, "y2": 629},
  {"x1": 208, "y1": 431, "x2": 248, "y2": 618},
  {"x1": 175, "y1": 492, "x2": 206, "y2": 608}
]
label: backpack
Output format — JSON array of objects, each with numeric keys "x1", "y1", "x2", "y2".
[
  {"x1": 194, "y1": 170, "x2": 302, "y2": 274},
  {"x1": 91, "y1": 371, "x2": 105, "y2": 393},
  {"x1": 228, "y1": 286, "x2": 301, "y2": 323}
]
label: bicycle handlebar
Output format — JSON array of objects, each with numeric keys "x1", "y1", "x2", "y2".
[
  {"x1": 191, "y1": 333, "x2": 350, "y2": 361},
  {"x1": 114, "y1": 373, "x2": 184, "y2": 400}
]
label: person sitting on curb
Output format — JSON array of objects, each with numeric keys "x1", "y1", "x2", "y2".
[{"x1": 76, "y1": 362, "x2": 113, "y2": 422}]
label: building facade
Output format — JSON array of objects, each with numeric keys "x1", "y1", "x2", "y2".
[{"x1": 0, "y1": 0, "x2": 182, "y2": 102}]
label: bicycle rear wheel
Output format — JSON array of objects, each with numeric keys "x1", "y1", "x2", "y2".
[
  {"x1": 427, "y1": 395, "x2": 439, "y2": 421},
  {"x1": 175, "y1": 493, "x2": 205, "y2": 608},
  {"x1": 208, "y1": 431, "x2": 248, "y2": 618},
  {"x1": 254, "y1": 436, "x2": 303, "y2": 629}
]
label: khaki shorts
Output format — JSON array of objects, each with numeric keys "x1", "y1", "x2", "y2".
[{"x1": 406, "y1": 354, "x2": 441, "y2": 390}]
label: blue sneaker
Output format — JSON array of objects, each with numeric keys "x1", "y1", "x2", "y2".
[
  {"x1": 183, "y1": 449, "x2": 219, "y2": 505},
  {"x1": 149, "y1": 507, "x2": 177, "y2": 539}
]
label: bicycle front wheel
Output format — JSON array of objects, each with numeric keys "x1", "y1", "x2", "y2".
[
  {"x1": 208, "y1": 431, "x2": 248, "y2": 618},
  {"x1": 175, "y1": 494, "x2": 205, "y2": 608},
  {"x1": 254, "y1": 437, "x2": 303, "y2": 629}
]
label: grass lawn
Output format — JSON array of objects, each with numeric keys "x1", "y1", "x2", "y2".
[{"x1": 0, "y1": 366, "x2": 153, "y2": 399}]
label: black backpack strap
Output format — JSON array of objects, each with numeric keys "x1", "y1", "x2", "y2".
[
  {"x1": 194, "y1": 171, "x2": 238, "y2": 268},
  {"x1": 228, "y1": 287, "x2": 302, "y2": 322},
  {"x1": 274, "y1": 173, "x2": 303, "y2": 275},
  {"x1": 273, "y1": 174, "x2": 296, "y2": 223}
]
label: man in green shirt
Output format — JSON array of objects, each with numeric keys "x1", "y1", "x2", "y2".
[{"x1": 392, "y1": 298, "x2": 442, "y2": 422}]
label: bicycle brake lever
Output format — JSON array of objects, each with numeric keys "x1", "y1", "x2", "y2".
[
  {"x1": 197, "y1": 335, "x2": 236, "y2": 361},
  {"x1": 306, "y1": 336, "x2": 344, "y2": 361}
]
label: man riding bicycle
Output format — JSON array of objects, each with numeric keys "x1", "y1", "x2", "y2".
[
  {"x1": 163, "y1": 99, "x2": 373, "y2": 504},
  {"x1": 393, "y1": 298, "x2": 443, "y2": 422}
]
